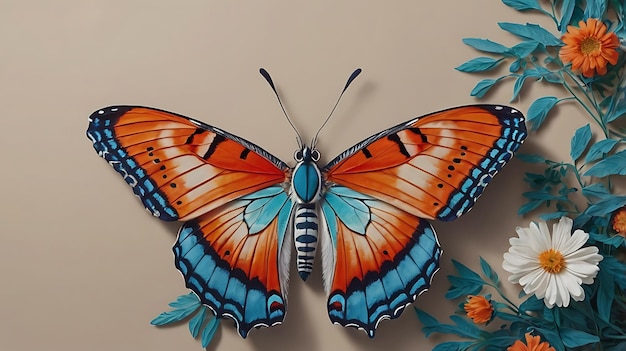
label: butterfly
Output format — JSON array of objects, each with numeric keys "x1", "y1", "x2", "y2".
[{"x1": 86, "y1": 68, "x2": 527, "y2": 338}]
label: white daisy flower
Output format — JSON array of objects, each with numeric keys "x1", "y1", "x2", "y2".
[{"x1": 502, "y1": 217, "x2": 603, "y2": 308}]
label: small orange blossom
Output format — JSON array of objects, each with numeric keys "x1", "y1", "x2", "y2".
[
  {"x1": 612, "y1": 207, "x2": 626, "y2": 236},
  {"x1": 464, "y1": 295, "x2": 493, "y2": 324},
  {"x1": 507, "y1": 333, "x2": 556, "y2": 351},
  {"x1": 559, "y1": 18, "x2": 619, "y2": 77}
]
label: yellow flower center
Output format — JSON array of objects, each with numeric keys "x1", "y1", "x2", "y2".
[
  {"x1": 580, "y1": 36, "x2": 601, "y2": 55},
  {"x1": 538, "y1": 249, "x2": 566, "y2": 274}
]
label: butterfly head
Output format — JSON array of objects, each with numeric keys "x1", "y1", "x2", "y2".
[{"x1": 294, "y1": 146, "x2": 321, "y2": 163}]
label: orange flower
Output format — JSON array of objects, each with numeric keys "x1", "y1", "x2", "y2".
[
  {"x1": 463, "y1": 295, "x2": 493, "y2": 324},
  {"x1": 559, "y1": 18, "x2": 620, "y2": 77},
  {"x1": 508, "y1": 333, "x2": 556, "y2": 351},
  {"x1": 612, "y1": 207, "x2": 626, "y2": 236}
]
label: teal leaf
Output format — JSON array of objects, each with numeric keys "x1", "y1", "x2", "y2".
[
  {"x1": 511, "y1": 74, "x2": 529, "y2": 101},
  {"x1": 470, "y1": 77, "x2": 504, "y2": 98},
  {"x1": 584, "y1": 195, "x2": 626, "y2": 216},
  {"x1": 538, "y1": 329, "x2": 566, "y2": 351},
  {"x1": 509, "y1": 58, "x2": 522, "y2": 72},
  {"x1": 479, "y1": 257, "x2": 499, "y2": 285},
  {"x1": 518, "y1": 199, "x2": 544, "y2": 215},
  {"x1": 201, "y1": 316, "x2": 220, "y2": 348},
  {"x1": 516, "y1": 153, "x2": 546, "y2": 163},
  {"x1": 585, "y1": 139, "x2": 618, "y2": 163},
  {"x1": 527, "y1": 96, "x2": 558, "y2": 130},
  {"x1": 570, "y1": 124, "x2": 591, "y2": 160},
  {"x1": 519, "y1": 294, "x2": 544, "y2": 313},
  {"x1": 498, "y1": 22, "x2": 563, "y2": 46},
  {"x1": 168, "y1": 292, "x2": 201, "y2": 309},
  {"x1": 455, "y1": 57, "x2": 504, "y2": 72},
  {"x1": 560, "y1": 328, "x2": 600, "y2": 348},
  {"x1": 451, "y1": 260, "x2": 483, "y2": 282},
  {"x1": 449, "y1": 315, "x2": 481, "y2": 338},
  {"x1": 539, "y1": 211, "x2": 568, "y2": 220},
  {"x1": 151, "y1": 293, "x2": 201, "y2": 326},
  {"x1": 414, "y1": 308, "x2": 439, "y2": 329},
  {"x1": 462, "y1": 38, "x2": 511, "y2": 54},
  {"x1": 596, "y1": 267, "x2": 615, "y2": 322},
  {"x1": 502, "y1": 0, "x2": 542, "y2": 11},
  {"x1": 433, "y1": 341, "x2": 474, "y2": 351},
  {"x1": 510, "y1": 41, "x2": 540, "y2": 58},
  {"x1": 559, "y1": 0, "x2": 576, "y2": 31},
  {"x1": 605, "y1": 83, "x2": 626, "y2": 123},
  {"x1": 582, "y1": 183, "x2": 611, "y2": 200},
  {"x1": 188, "y1": 307, "x2": 206, "y2": 338},
  {"x1": 589, "y1": 231, "x2": 625, "y2": 247},
  {"x1": 584, "y1": 150, "x2": 626, "y2": 177},
  {"x1": 584, "y1": 0, "x2": 607, "y2": 18}
]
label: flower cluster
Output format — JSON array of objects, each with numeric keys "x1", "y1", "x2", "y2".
[{"x1": 417, "y1": 1, "x2": 626, "y2": 350}]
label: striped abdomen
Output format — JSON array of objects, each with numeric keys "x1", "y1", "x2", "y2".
[{"x1": 294, "y1": 203, "x2": 319, "y2": 281}]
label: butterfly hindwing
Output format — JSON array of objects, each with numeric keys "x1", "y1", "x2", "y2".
[
  {"x1": 319, "y1": 186, "x2": 441, "y2": 337},
  {"x1": 324, "y1": 105, "x2": 527, "y2": 221},
  {"x1": 174, "y1": 186, "x2": 294, "y2": 338},
  {"x1": 86, "y1": 106, "x2": 289, "y2": 221}
]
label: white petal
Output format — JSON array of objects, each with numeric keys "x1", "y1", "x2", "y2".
[
  {"x1": 531, "y1": 221, "x2": 552, "y2": 252},
  {"x1": 543, "y1": 275, "x2": 557, "y2": 307},
  {"x1": 552, "y1": 217, "x2": 574, "y2": 252},
  {"x1": 565, "y1": 246, "x2": 602, "y2": 263},
  {"x1": 566, "y1": 262, "x2": 600, "y2": 277},
  {"x1": 554, "y1": 274, "x2": 571, "y2": 307},
  {"x1": 560, "y1": 229, "x2": 589, "y2": 255}
]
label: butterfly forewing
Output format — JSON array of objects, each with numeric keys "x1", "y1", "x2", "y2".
[{"x1": 87, "y1": 106, "x2": 293, "y2": 337}]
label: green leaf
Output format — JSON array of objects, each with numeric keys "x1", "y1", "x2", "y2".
[
  {"x1": 584, "y1": 150, "x2": 626, "y2": 177},
  {"x1": 456, "y1": 57, "x2": 504, "y2": 72},
  {"x1": 560, "y1": 328, "x2": 600, "y2": 348},
  {"x1": 498, "y1": 22, "x2": 562, "y2": 46},
  {"x1": 570, "y1": 124, "x2": 591, "y2": 160},
  {"x1": 462, "y1": 38, "x2": 511, "y2": 54},
  {"x1": 527, "y1": 96, "x2": 559, "y2": 130},
  {"x1": 585, "y1": 139, "x2": 619, "y2": 163},
  {"x1": 201, "y1": 316, "x2": 220, "y2": 348},
  {"x1": 502, "y1": 0, "x2": 542, "y2": 11},
  {"x1": 188, "y1": 307, "x2": 206, "y2": 338},
  {"x1": 470, "y1": 77, "x2": 504, "y2": 98}
]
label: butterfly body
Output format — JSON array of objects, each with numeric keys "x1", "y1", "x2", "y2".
[{"x1": 88, "y1": 101, "x2": 526, "y2": 338}]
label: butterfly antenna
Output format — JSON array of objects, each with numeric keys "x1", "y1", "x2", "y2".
[
  {"x1": 259, "y1": 68, "x2": 303, "y2": 148},
  {"x1": 311, "y1": 68, "x2": 362, "y2": 148}
]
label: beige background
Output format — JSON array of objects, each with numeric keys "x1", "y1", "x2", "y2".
[{"x1": 1, "y1": 1, "x2": 581, "y2": 351}]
